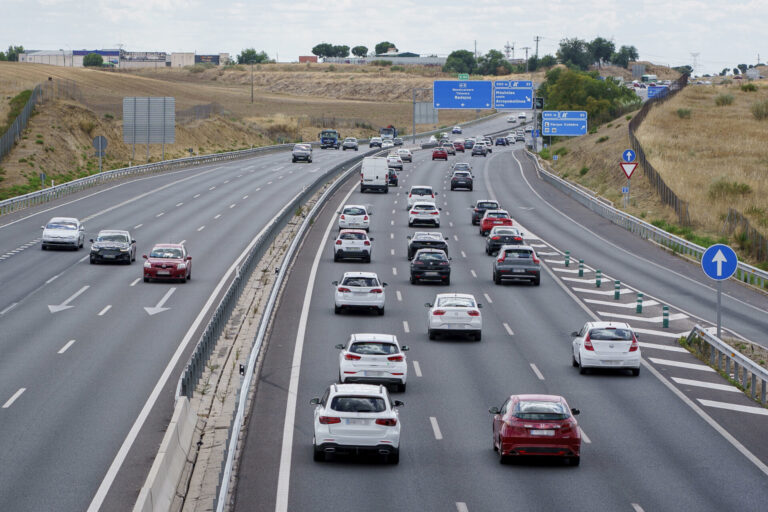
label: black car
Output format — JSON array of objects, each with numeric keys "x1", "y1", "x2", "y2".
[
  {"x1": 89, "y1": 229, "x2": 136, "y2": 264},
  {"x1": 493, "y1": 245, "x2": 541, "y2": 286},
  {"x1": 464, "y1": 139, "x2": 475, "y2": 149},
  {"x1": 410, "y1": 249, "x2": 451, "y2": 285},
  {"x1": 485, "y1": 226, "x2": 524, "y2": 254},
  {"x1": 388, "y1": 168, "x2": 399, "y2": 186},
  {"x1": 471, "y1": 145, "x2": 487, "y2": 157},
  {"x1": 407, "y1": 231, "x2": 449, "y2": 260},
  {"x1": 495, "y1": 137, "x2": 508, "y2": 146},
  {"x1": 451, "y1": 162, "x2": 472, "y2": 173},
  {"x1": 470, "y1": 199, "x2": 500, "y2": 225},
  {"x1": 450, "y1": 170, "x2": 473, "y2": 191}
]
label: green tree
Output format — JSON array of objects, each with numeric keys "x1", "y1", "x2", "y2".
[
  {"x1": 443, "y1": 49, "x2": 476, "y2": 74},
  {"x1": 720, "y1": 68, "x2": 729, "y2": 76},
  {"x1": 332, "y1": 45, "x2": 350, "y2": 58},
  {"x1": 610, "y1": 45, "x2": 639, "y2": 68},
  {"x1": 374, "y1": 41, "x2": 397, "y2": 55},
  {"x1": 737, "y1": 63, "x2": 748, "y2": 74},
  {"x1": 539, "y1": 55, "x2": 557, "y2": 68},
  {"x1": 733, "y1": 68, "x2": 740, "y2": 75},
  {"x1": 311, "y1": 43, "x2": 334, "y2": 58},
  {"x1": 0, "y1": 52, "x2": 6, "y2": 61},
  {"x1": 587, "y1": 37, "x2": 615, "y2": 67},
  {"x1": 83, "y1": 53, "x2": 103, "y2": 67},
  {"x1": 237, "y1": 48, "x2": 270, "y2": 64},
  {"x1": 351, "y1": 45, "x2": 368, "y2": 57},
  {"x1": 476, "y1": 49, "x2": 512, "y2": 75},
  {"x1": 6, "y1": 45, "x2": 24, "y2": 62},
  {"x1": 673, "y1": 65, "x2": 692, "y2": 75},
  {"x1": 557, "y1": 38, "x2": 591, "y2": 70}
]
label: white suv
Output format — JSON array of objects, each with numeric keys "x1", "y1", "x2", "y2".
[
  {"x1": 571, "y1": 322, "x2": 641, "y2": 376},
  {"x1": 408, "y1": 201, "x2": 441, "y2": 227},
  {"x1": 338, "y1": 204, "x2": 370, "y2": 231},
  {"x1": 333, "y1": 272, "x2": 387, "y2": 315},
  {"x1": 311, "y1": 383, "x2": 403, "y2": 463},
  {"x1": 407, "y1": 185, "x2": 437, "y2": 208},
  {"x1": 425, "y1": 293, "x2": 483, "y2": 341},
  {"x1": 334, "y1": 230, "x2": 373, "y2": 262},
  {"x1": 336, "y1": 334, "x2": 409, "y2": 391}
]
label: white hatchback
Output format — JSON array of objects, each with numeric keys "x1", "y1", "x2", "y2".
[
  {"x1": 408, "y1": 201, "x2": 441, "y2": 227},
  {"x1": 41, "y1": 217, "x2": 85, "y2": 250},
  {"x1": 336, "y1": 334, "x2": 409, "y2": 391},
  {"x1": 396, "y1": 148, "x2": 412, "y2": 162},
  {"x1": 407, "y1": 185, "x2": 437, "y2": 208},
  {"x1": 334, "y1": 230, "x2": 373, "y2": 262},
  {"x1": 571, "y1": 321, "x2": 641, "y2": 376},
  {"x1": 333, "y1": 272, "x2": 387, "y2": 315},
  {"x1": 426, "y1": 293, "x2": 483, "y2": 341},
  {"x1": 311, "y1": 383, "x2": 403, "y2": 463},
  {"x1": 338, "y1": 204, "x2": 370, "y2": 231}
]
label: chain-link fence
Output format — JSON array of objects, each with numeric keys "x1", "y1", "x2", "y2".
[{"x1": 723, "y1": 208, "x2": 768, "y2": 262}]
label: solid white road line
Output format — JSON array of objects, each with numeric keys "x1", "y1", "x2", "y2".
[
  {"x1": 133, "y1": 224, "x2": 143, "y2": 229},
  {"x1": 698, "y1": 399, "x2": 768, "y2": 415},
  {"x1": 403, "y1": 321, "x2": 410, "y2": 333},
  {"x1": 631, "y1": 503, "x2": 645, "y2": 512},
  {"x1": 0, "y1": 302, "x2": 18, "y2": 315},
  {"x1": 456, "y1": 503, "x2": 469, "y2": 512},
  {"x1": 584, "y1": 298, "x2": 659, "y2": 309},
  {"x1": 671, "y1": 377, "x2": 740, "y2": 393},
  {"x1": 461, "y1": 250, "x2": 467, "y2": 258},
  {"x1": 58, "y1": 339, "x2": 76, "y2": 354},
  {"x1": 130, "y1": 278, "x2": 140, "y2": 287},
  {"x1": 483, "y1": 293, "x2": 493, "y2": 303},
  {"x1": 648, "y1": 358, "x2": 715, "y2": 371},
  {"x1": 430, "y1": 417, "x2": 443, "y2": 440},
  {"x1": 503, "y1": 323, "x2": 514, "y2": 336},
  {"x1": 2, "y1": 388, "x2": 25, "y2": 408},
  {"x1": 197, "y1": 226, "x2": 205, "y2": 232},
  {"x1": 530, "y1": 363, "x2": 545, "y2": 381},
  {"x1": 98, "y1": 305, "x2": 112, "y2": 316},
  {"x1": 396, "y1": 291, "x2": 403, "y2": 302},
  {"x1": 579, "y1": 427, "x2": 591, "y2": 444},
  {"x1": 638, "y1": 342, "x2": 688, "y2": 353},
  {"x1": 413, "y1": 360, "x2": 422, "y2": 377}
]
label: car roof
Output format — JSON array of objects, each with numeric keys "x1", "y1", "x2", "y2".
[
  {"x1": 350, "y1": 333, "x2": 398, "y2": 343},
  {"x1": 97, "y1": 229, "x2": 130, "y2": 235},
  {"x1": 338, "y1": 229, "x2": 368, "y2": 235},
  {"x1": 512, "y1": 394, "x2": 566, "y2": 403},
  {"x1": 586, "y1": 321, "x2": 633, "y2": 329},
  {"x1": 152, "y1": 243, "x2": 184, "y2": 248},
  {"x1": 329, "y1": 383, "x2": 388, "y2": 397},
  {"x1": 48, "y1": 216, "x2": 79, "y2": 223},
  {"x1": 412, "y1": 231, "x2": 444, "y2": 239},
  {"x1": 435, "y1": 292, "x2": 476, "y2": 300},
  {"x1": 342, "y1": 271, "x2": 379, "y2": 278},
  {"x1": 475, "y1": 199, "x2": 497, "y2": 204}
]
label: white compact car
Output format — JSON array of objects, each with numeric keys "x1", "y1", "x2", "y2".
[
  {"x1": 338, "y1": 204, "x2": 370, "y2": 231},
  {"x1": 382, "y1": 140, "x2": 394, "y2": 149},
  {"x1": 518, "y1": 112, "x2": 527, "y2": 120},
  {"x1": 333, "y1": 272, "x2": 387, "y2": 315},
  {"x1": 386, "y1": 154, "x2": 404, "y2": 170},
  {"x1": 41, "y1": 217, "x2": 85, "y2": 250},
  {"x1": 406, "y1": 185, "x2": 437, "y2": 208},
  {"x1": 334, "y1": 230, "x2": 373, "y2": 262},
  {"x1": 408, "y1": 202, "x2": 441, "y2": 227},
  {"x1": 336, "y1": 334, "x2": 409, "y2": 391},
  {"x1": 425, "y1": 293, "x2": 483, "y2": 341},
  {"x1": 311, "y1": 383, "x2": 403, "y2": 463},
  {"x1": 396, "y1": 148, "x2": 412, "y2": 162},
  {"x1": 572, "y1": 322, "x2": 641, "y2": 376}
]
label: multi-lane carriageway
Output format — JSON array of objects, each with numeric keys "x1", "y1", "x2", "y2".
[{"x1": 234, "y1": 142, "x2": 768, "y2": 510}]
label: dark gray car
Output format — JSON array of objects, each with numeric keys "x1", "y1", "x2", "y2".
[
  {"x1": 407, "y1": 232, "x2": 449, "y2": 260},
  {"x1": 292, "y1": 144, "x2": 313, "y2": 163},
  {"x1": 89, "y1": 230, "x2": 136, "y2": 264},
  {"x1": 492, "y1": 245, "x2": 541, "y2": 285},
  {"x1": 410, "y1": 248, "x2": 451, "y2": 285}
]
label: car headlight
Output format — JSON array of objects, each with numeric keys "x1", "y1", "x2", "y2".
[
  {"x1": 91, "y1": 246, "x2": 98, "y2": 252},
  {"x1": 120, "y1": 247, "x2": 129, "y2": 252},
  {"x1": 144, "y1": 261, "x2": 151, "y2": 268},
  {"x1": 177, "y1": 263, "x2": 187, "y2": 270}
]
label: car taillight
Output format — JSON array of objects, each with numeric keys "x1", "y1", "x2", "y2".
[
  {"x1": 467, "y1": 310, "x2": 480, "y2": 316},
  {"x1": 584, "y1": 333, "x2": 594, "y2": 351},
  {"x1": 433, "y1": 310, "x2": 446, "y2": 315},
  {"x1": 319, "y1": 416, "x2": 341, "y2": 424},
  {"x1": 409, "y1": 193, "x2": 412, "y2": 197},
  {"x1": 513, "y1": 236, "x2": 522, "y2": 242},
  {"x1": 497, "y1": 253, "x2": 506, "y2": 263},
  {"x1": 491, "y1": 236, "x2": 500, "y2": 240},
  {"x1": 532, "y1": 253, "x2": 540, "y2": 264},
  {"x1": 430, "y1": 211, "x2": 439, "y2": 215},
  {"x1": 431, "y1": 194, "x2": 435, "y2": 198},
  {"x1": 375, "y1": 418, "x2": 397, "y2": 426},
  {"x1": 370, "y1": 288, "x2": 383, "y2": 294},
  {"x1": 364, "y1": 240, "x2": 371, "y2": 246},
  {"x1": 336, "y1": 240, "x2": 342, "y2": 245},
  {"x1": 388, "y1": 355, "x2": 403, "y2": 362},
  {"x1": 363, "y1": 215, "x2": 368, "y2": 221},
  {"x1": 345, "y1": 354, "x2": 362, "y2": 360},
  {"x1": 340, "y1": 214, "x2": 345, "y2": 220},
  {"x1": 337, "y1": 287, "x2": 351, "y2": 292},
  {"x1": 439, "y1": 261, "x2": 449, "y2": 265},
  {"x1": 629, "y1": 335, "x2": 639, "y2": 352}
]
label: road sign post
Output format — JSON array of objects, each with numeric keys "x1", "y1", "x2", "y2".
[
  {"x1": 619, "y1": 160, "x2": 638, "y2": 208},
  {"x1": 701, "y1": 244, "x2": 738, "y2": 337},
  {"x1": 92, "y1": 135, "x2": 107, "y2": 173}
]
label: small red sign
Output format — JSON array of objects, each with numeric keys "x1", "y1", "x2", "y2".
[{"x1": 620, "y1": 162, "x2": 638, "y2": 179}]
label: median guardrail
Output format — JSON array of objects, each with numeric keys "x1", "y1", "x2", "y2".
[{"x1": 523, "y1": 151, "x2": 768, "y2": 290}]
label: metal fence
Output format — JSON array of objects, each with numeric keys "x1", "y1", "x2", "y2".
[
  {"x1": 628, "y1": 73, "x2": 691, "y2": 224},
  {"x1": 722, "y1": 208, "x2": 768, "y2": 263},
  {"x1": 177, "y1": 103, "x2": 220, "y2": 124},
  {"x1": 524, "y1": 151, "x2": 768, "y2": 290},
  {"x1": 0, "y1": 85, "x2": 41, "y2": 163},
  {"x1": 686, "y1": 325, "x2": 768, "y2": 406}
]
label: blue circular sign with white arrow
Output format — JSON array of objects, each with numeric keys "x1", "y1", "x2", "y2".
[
  {"x1": 622, "y1": 149, "x2": 636, "y2": 163},
  {"x1": 701, "y1": 244, "x2": 738, "y2": 281}
]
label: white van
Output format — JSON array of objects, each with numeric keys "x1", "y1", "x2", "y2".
[{"x1": 360, "y1": 157, "x2": 389, "y2": 193}]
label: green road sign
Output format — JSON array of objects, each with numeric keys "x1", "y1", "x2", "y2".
[{"x1": 458, "y1": 73, "x2": 469, "y2": 80}]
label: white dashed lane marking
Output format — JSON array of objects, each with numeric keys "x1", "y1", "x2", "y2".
[
  {"x1": 396, "y1": 291, "x2": 402, "y2": 302},
  {"x1": 461, "y1": 250, "x2": 467, "y2": 258},
  {"x1": 392, "y1": 267, "x2": 398, "y2": 276},
  {"x1": 430, "y1": 417, "x2": 443, "y2": 440},
  {"x1": 214, "y1": 214, "x2": 222, "y2": 220},
  {"x1": 470, "y1": 269, "x2": 477, "y2": 278},
  {"x1": 133, "y1": 224, "x2": 143, "y2": 229},
  {"x1": 456, "y1": 503, "x2": 469, "y2": 512},
  {"x1": 483, "y1": 293, "x2": 492, "y2": 303},
  {"x1": 2, "y1": 388, "x2": 25, "y2": 409},
  {"x1": 579, "y1": 427, "x2": 592, "y2": 443},
  {"x1": 403, "y1": 321, "x2": 410, "y2": 333},
  {"x1": 413, "y1": 360, "x2": 422, "y2": 377},
  {"x1": 98, "y1": 305, "x2": 112, "y2": 316},
  {"x1": 530, "y1": 363, "x2": 545, "y2": 381},
  {"x1": 130, "y1": 278, "x2": 141, "y2": 287},
  {"x1": 193, "y1": 194, "x2": 201, "y2": 198},
  {"x1": 197, "y1": 226, "x2": 205, "y2": 232},
  {"x1": 176, "y1": 202, "x2": 183, "y2": 207},
  {"x1": 503, "y1": 323, "x2": 514, "y2": 336},
  {"x1": 58, "y1": 339, "x2": 76, "y2": 354},
  {"x1": 155, "y1": 212, "x2": 164, "y2": 218},
  {"x1": 0, "y1": 302, "x2": 19, "y2": 315}
]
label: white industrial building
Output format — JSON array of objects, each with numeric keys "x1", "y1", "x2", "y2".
[{"x1": 18, "y1": 50, "x2": 229, "y2": 69}]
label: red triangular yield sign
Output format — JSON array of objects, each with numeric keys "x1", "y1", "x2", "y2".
[{"x1": 620, "y1": 162, "x2": 638, "y2": 179}]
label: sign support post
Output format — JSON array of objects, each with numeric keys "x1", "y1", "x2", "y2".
[{"x1": 701, "y1": 244, "x2": 738, "y2": 338}]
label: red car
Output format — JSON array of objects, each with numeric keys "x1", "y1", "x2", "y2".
[
  {"x1": 453, "y1": 141, "x2": 465, "y2": 152},
  {"x1": 479, "y1": 209, "x2": 513, "y2": 236},
  {"x1": 432, "y1": 147, "x2": 448, "y2": 160},
  {"x1": 143, "y1": 243, "x2": 192, "y2": 283},
  {"x1": 490, "y1": 394, "x2": 581, "y2": 465}
]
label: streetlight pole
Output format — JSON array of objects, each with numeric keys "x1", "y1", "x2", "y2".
[{"x1": 250, "y1": 61, "x2": 254, "y2": 104}]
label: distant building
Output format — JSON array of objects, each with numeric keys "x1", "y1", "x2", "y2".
[
  {"x1": 18, "y1": 49, "x2": 228, "y2": 68},
  {"x1": 299, "y1": 56, "x2": 318, "y2": 63}
]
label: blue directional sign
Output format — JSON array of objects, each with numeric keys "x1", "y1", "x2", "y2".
[
  {"x1": 647, "y1": 86, "x2": 669, "y2": 99},
  {"x1": 493, "y1": 80, "x2": 534, "y2": 110},
  {"x1": 622, "y1": 149, "x2": 636, "y2": 163},
  {"x1": 553, "y1": 155, "x2": 558, "y2": 161},
  {"x1": 532, "y1": 129, "x2": 540, "y2": 138},
  {"x1": 541, "y1": 111, "x2": 588, "y2": 136},
  {"x1": 433, "y1": 81, "x2": 492, "y2": 109},
  {"x1": 701, "y1": 244, "x2": 738, "y2": 281},
  {"x1": 621, "y1": 186, "x2": 629, "y2": 194}
]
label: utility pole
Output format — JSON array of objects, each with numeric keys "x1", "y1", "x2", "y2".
[
  {"x1": 534, "y1": 36, "x2": 541, "y2": 59},
  {"x1": 250, "y1": 61, "x2": 254, "y2": 103},
  {"x1": 474, "y1": 40, "x2": 477, "y2": 59},
  {"x1": 690, "y1": 52, "x2": 700, "y2": 75},
  {"x1": 522, "y1": 46, "x2": 531, "y2": 73},
  {"x1": 504, "y1": 41, "x2": 515, "y2": 60}
]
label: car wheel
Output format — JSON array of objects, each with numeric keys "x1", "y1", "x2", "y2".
[
  {"x1": 187, "y1": 270, "x2": 191, "y2": 280},
  {"x1": 533, "y1": 277, "x2": 541, "y2": 286},
  {"x1": 469, "y1": 187, "x2": 473, "y2": 191},
  {"x1": 444, "y1": 277, "x2": 450, "y2": 286},
  {"x1": 410, "y1": 275, "x2": 416, "y2": 284},
  {"x1": 308, "y1": 158, "x2": 313, "y2": 163},
  {"x1": 572, "y1": 354, "x2": 579, "y2": 367},
  {"x1": 143, "y1": 277, "x2": 150, "y2": 283},
  {"x1": 313, "y1": 445, "x2": 325, "y2": 462},
  {"x1": 493, "y1": 272, "x2": 501, "y2": 285},
  {"x1": 568, "y1": 456, "x2": 580, "y2": 467},
  {"x1": 333, "y1": 254, "x2": 340, "y2": 262},
  {"x1": 579, "y1": 360, "x2": 588, "y2": 375},
  {"x1": 485, "y1": 247, "x2": 490, "y2": 255},
  {"x1": 474, "y1": 331, "x2": 482, "y2": 341},
  {"x1": 355, "y1": 148, "x2": 358, "y2": 151},
  {"x1": 408, "y1": 221, "x2": 413, "y2": 227},
  {"x1": 631, "y1": 368, "x2": 640, "y2": 377},
  {"x1": 397, "y1": 382, "x2": 406, "y2": 393},
  {"x1": 334, "y1": 305, "x2": 342, "y2": 314},
  {"x1": 377, "y1": 307, "x2": 385, "y2": 316},
  {"x1": 498, "y1": 438, "x2": 507, "y2": 464},
  {"x1": 364, "y1": 255, "x2": 371, "y2": 263},
  {"x1": 428, "y1": 330, "x2": 436, "y2": 340},
  {"x1": 292, "y1": 158, "x2": 296, "y2": 163}
]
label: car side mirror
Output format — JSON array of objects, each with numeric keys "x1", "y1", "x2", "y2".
[
  {"x1": 382, "y1": 282, "x2": 388, "y2": 287},
  {"x1": 41, "y1": 226, "x2": 45, "y2": 229},
  {"x1": 393, "y1": 400, "x2": 404, "y2": 407},
  {"x1": 571, "y1": 331, "x2": 579, "y2": 337},
  {"x1": 89, "y1": 239, "x2": 94, "y2": 243},
  {"x1": 310, "y1": 398, "x2": 320, "y2": 405},
  {"x1": 488, "y1": 406, "x2": 500, "y2": 415},
  {"x1": 435, "y1": 192, "x2": 439, "y2": 195},
  {"x1": 401, "y1": 345, "x2": 410, "y2": 351},
  {"x1": 571, "y1": 408, "x2": 580, "y2": 416},
  {"x1": 424, "y1": 303, "x2": 433, "y2": 308},
  {"x1": 477, "y1": 304, "x2": 483, "y2": 309},
  {"x1": 80, "y1": 226, "x2": 85, "y2": 230},
  {"x1": 635, "y1": 334, "x2": 640, "y2": 340},
  {"x1": 332, "y1": 281, "x2": 339, "y2": 286},
  {"x1": 406, "y1": 236, "x2": 412, "y2": 240},
  {"x1": 142, "y1": 254, "x2": 148, "y2": 259},
  {"x1": 520, "y1": 233, "x2": 525, "y2": 237},
  {"x1": 438, "y1": 208, "x2": 442, "y2": 211},
  {"x1": 132, "y1": 240, "x2": 136, "y2": 244},
  {"x1": 334, "y1": 344, "x2": 345, "y2": 350},
  {"x1": 448, "y1": 257, "x2": 452, "y2": 261}
]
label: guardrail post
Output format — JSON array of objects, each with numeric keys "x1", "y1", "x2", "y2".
[
  {"x1": 595, "y1": 270, "x2": 602, "y2": 288},
  {"x1": 636, "y1": 293, "x2": 643, "y2": 313},
  {"x1": 564, "y1": 251, "x2": 570, "y2": 267},
  {"x1": 614, "y1": 280, "x2": 620, "y2": 300},
  {"x1": 662, "y1": 305, "x2": 669, "y2": 328},
  {"x1": 578, "y1": 259, "x2": 584, "y2": 277}
]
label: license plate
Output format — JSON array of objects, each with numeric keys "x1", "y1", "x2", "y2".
[
  {"x1": 352, "y1": 291, "x2": 366, "y2": 296},
  {"x1": 513, "y1": 268, "x2": 525, "y2": 273},
  {"x1": 425, "y1": 271, "x2": 439, "y2": 276},
  {"x1": 348, "y1": 247, "x2": 361, "y2": 251},
  {"x1": 103, "y1": 254, "x2": 115, "y2": 259},
  {"x1": 530, "y1": 429, "x2": 555, "y2": 436},
  {"x1": 494, "y1": 221, "x2": 502, "y2": 224},
  {"x1": 363, "y1": 371, "x2": 382, "y2": 377},
  {"x1": 345, "y1": 418, "x2": 368, "y2": 425},
  {"x1": 156, "y1": 270, "x2": 170, "y2": 275}
]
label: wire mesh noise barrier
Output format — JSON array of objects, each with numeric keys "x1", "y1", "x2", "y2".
[
  {"x1": 0, "y1": 85, "x2": 41, "y2": 162},
  {"x1": 722, "y1": 208, "x2": 768, "y2": 264},
  {"x1": 177, "y1": 103, "x2": 221, "y2": 124}
]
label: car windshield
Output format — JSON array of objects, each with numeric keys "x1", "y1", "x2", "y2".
[
  {"x1": 330, "y1": 396, "x2": 386, "y2": 413},
  {"x1": 414, "y1": 204, "x2": 436, "y2": 211},
  {"x1": 416, "y1": 252, "x2": 447, "y2": 262},
  {"x1": 46, "y1": 221, "x2": 77, "y2": 230},
  {"x1": 345, "y1": 138, "x2": 355, "y2": 142},
  {"x1": 514, "y1": 401, "x2": 568, "y2": 420},
  {"x1": 339, "y1": 232, "x2": 366, "y2": 241},
  {"x1": 97, "y1": 234, "x2": 129, "y2": 243},
  {"x1": 437, "y1": 297, "x2": 475, "y2": 308},
  {"x1": 342, "y1": 276, "x2": 378, "y2": 287},
  {"x1": 349, "y1": 342, "x2": 399, "y2": 355},
  {"x1": 477, "y1": 202, "x2": 498, "y2": 209},
  {"x1": 589, "y1": 328, "x2": 634, "y2": 341},
  {"x1": 343, "y1": 207, "x2": 366, "y2": 216},
  {"x1": 294, "y1": 145, "x2": 309, "y2": 150},
  {"x1": 454, "y1": 164, "x2": 470, "y2": 171},
  {"x1": 412, "y1": 188, "x2": 432, "y2": 195},
  {"x1": 150, "y1": 247, "x2": 182, "y2": 259},
  {"x1": 504, "y1": 249, "x2": 533, "y2": 259}
]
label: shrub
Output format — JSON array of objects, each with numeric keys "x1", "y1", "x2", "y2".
[
  {"x1": 579, "y1": 166, "x2": 589, "y2": 176},
  {"x1": 35, "y1": 139, "x2": 43, "y2": 144},
  {"x1": 103, "y1": 113, "x2": 114, "y2": 120},
  {"x1": 588, "y1": 126, "x2": 598, "y2": 134},
  {"x1": 715, "y1": 94, "x2": 734, "y2": 106},
  {"x1": 79, "y1": 120, "x2": 96, "y2": 136},
  {"x1": 676, "y1": 108, "x2": 691, "y2": 119},
  {"x1": 539, "y1": 148, "x2": 551, "y2": 159},
  {"x1": 740, "y1": 83, "x2": 758, "y2": 92},
  {"x1": 328, "y1": 64, "x2": 336, "y2": 72},
  {"x1": 596, "y1": 136, "x2": 609, "y2": 143},
  {"x1": 391, "y1": 65, "x2": 405, "y2": 72},
  {"x1": 708, "y1": 178, "x2": 752, "y2": 199},
  {"x1": 371, "y1": 60, "x2": 392, "y2": 67},
  {"x1": 625, "y1": 115, "x2": 633, "y2": 120},
  {"x1": 553, "y1": 146, "x2": 569, "y2": 156},
  {"x1": 751, "y1": 100, "x2": 768, "y2": 120}
]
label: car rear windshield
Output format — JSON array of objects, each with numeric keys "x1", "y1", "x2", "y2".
[
  {"x1": 151, "y1": 248, "x2": 182, "y2": 259},
  {"x1": 97, "y1": 234, "x2": 129, "y2": 242},
  {"x1": 514, "y1": 401, "x2": 568, "y2": 420},
  {"x1": 454, "y1": 164, "x2": 470, "y2": 170},
  {"x1": 349, "y1": 342, "x2": 399, "y2": 355},
  {"x1": 416, "y1": 252, "x2": 447, "y2": 261},
  {"x1": 494, "y1": 228, "x2": 518, "y2": 236},
  {"x1": 453, "y1": 172, "x2": 470, "y2": 178},
  {"x1": 330, "y1": 396, "x2": 386, "y2": 413},
  {"x1": 339, "y1": 232, "x2": 366, "y2": 240},
  {"x1": 47, "y1": 222, "x2": 77, "y2": 230},
  {"x1": 488, "y1": 212, "x2": 509, "y2": 218},
  {"x1": 413, "y1": 204, "x2": 436, "y2": 211},
  {"x1": 437, "y1": 297, "x2": 475, "y2": 308},
  {"x1": 477, "y1": 202, "x2": 498, "y2": 209},
  {"x1": 411, "y1": 188, "x2": 432, "y2": 195},
  {"x1": 342, "y1": 277, "x2": 378, "y2": 287},
  {"x1": 589, "y1": 328, "x2": 634, "y2": 341},
  {"x1": 503, "y1": 249, "x2": 533, "y2": 259},
  {"x1": 343, "y1": 207, "x2": 366, "y2": 216}
]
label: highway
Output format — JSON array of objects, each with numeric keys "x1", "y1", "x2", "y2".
[
  {"x1": 234, "y1": 141, "x2": 768, "y2": 511},
  {"x1": 0, "y1": 116, "x2": 513, "y2": 512}
]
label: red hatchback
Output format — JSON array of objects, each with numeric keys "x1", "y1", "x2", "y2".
[
  {"x1": 432, "y1": 147, "x2": 448, "y2": 160},
  {"x1": 490, "y1": 394, "x2": 581, "y2": 465},
  {"x1": 453, "y1": 141, "x2": 465, "y2": 152},
  {"x1": 479, "y1": 209, "x2": 513, "y2": 236},
  {"x1": 143, "y1": 244, "x2": 192, "y2": 283}
]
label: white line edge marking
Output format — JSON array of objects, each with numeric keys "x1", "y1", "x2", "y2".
[
  {"x1": 530, "y1": 363, "x2": 545, "y2": 381},
  {"x1": 58, "y1": 339, "x2": 76, "y2": 354},
  {"x1": 430, "y1": 416, "x2": 443, "y2": 440},
  {"x1": 274, "y1": 180, "x2": 357, "y2": 512},
  {"x1": 456, "y1": 502, "x2": 469, "y2": 512},
  {"x1": 1, "y1": 302, "x2": 19, "y2": 315},
  {"x1": 413, "y1": 360, "x2": 422, "y2": 377},
  {"x1": 2, "y1": 388, "x2": 25, "y2": 408},
  {"x1": 631, "y1": 504, "x2": 644, "y2": 512},
  {"x1": 98, "y1": 305, "x2": 112, "y2": 316},
  {"x1": 579, "y1": 427, "x2": 591, "y2": 443},
  {"x1": 403, "y1": 321, "x2": 410, "y2": 333}
]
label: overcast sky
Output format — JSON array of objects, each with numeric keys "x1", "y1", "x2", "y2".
[{"x1": 1, "y1": 0, "x2": 764, "y2": 75}]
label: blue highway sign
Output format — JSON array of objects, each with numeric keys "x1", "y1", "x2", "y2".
[
  {"x1": 433, "y1": 81, "x2": 492, "y2": 109},
  {"x1": 541, "y1": 111, "x2": 588, "y2": 136},
  {"x1": 647, "y1": 85, "x2": 669, "y2": 99},
  {"x1": 621, "y1": 186, "x2": 629, "y2": 194},
  {"x1": 622, "y1": 149, "x2": 636, "y2": 162},
  {"x1": 493, "y1": 80, "x2": 534, "y2": 110},
  {"x1": 701, "y1": 244, "x2": 738, "y2": 281}
]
